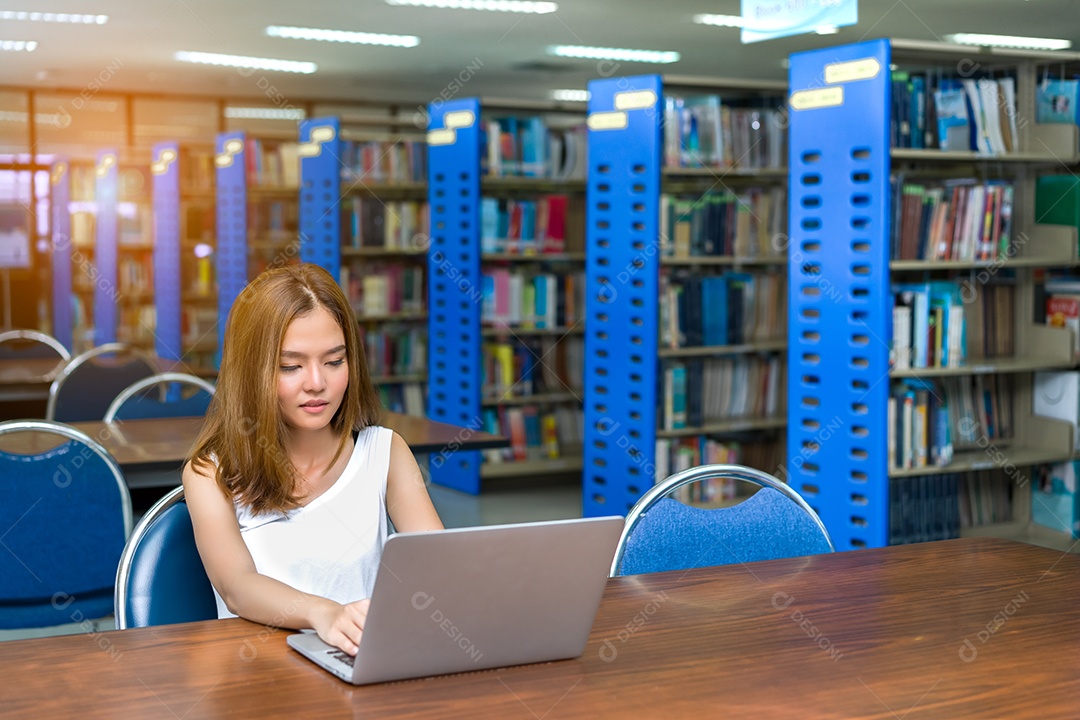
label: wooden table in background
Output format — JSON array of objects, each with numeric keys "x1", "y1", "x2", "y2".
[
  {"x1": 0, "y1": 357, "x2": 67, "y2": 413},
  {"x1": 2, "y1": 538, "x2": 1078, "y2": 718},
  {"x1": 68, "y1": 411, "x2": 506, "y2": 470}
]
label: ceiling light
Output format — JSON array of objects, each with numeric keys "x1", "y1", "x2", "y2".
[
  {"x1": 815, "y1": 25, "x2": 839, "y2": 35},
  {"x1": 266, "y1": 25, "x2": 419, "y2": 48},
  {"x1": 225, "y1": 107, "x2": 307, "y2": 120},
  {"x1": 944, "y1": 33, "x2": 1071, "y2": 51},
  {"x1": 552, "y1": 89, "x2": 589, "y2": 102},
  {"x1": 692, "y1": 14, "x2": 743, "y2": 28},
  {"x1": 174, "y1": 51, "x2": 316, "y2": 74},
  {"x1": 0, "y1": 11, "x2": 107, "y2": 24},
  {"x1": 547, "y1": 45, "x2": 680, "y2": 64},
  {"x1": 385, "y1": 0, "x2": 556, "y2": 13},
  {"x1": 0, "y1": 40, "x2": 36, "y2": 51}
]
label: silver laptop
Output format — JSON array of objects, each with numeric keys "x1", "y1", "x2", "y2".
[{"x1": 287, "y1": 516, "x2": 624, "y2": 685}]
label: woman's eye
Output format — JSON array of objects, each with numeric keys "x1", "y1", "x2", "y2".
[
  {"x1": 327, "y1": 359, "x2": 346, "y2": 367},
  {"x1": 280, "y1": 365, "x2": 300, "y2": 372}
]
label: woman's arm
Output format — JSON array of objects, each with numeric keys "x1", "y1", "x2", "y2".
[
  {"x1": 183, "y1": 460, "x2": 370, "y2": 655},
  {"x1": 385, "y1": 431, "x2": 444, "y2": 532}
]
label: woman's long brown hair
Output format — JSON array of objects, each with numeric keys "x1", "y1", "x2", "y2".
[{"x1": 189, "y1": 264, "x2": 381, "y2": 514}]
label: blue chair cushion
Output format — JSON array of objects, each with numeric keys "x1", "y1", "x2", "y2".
[
  {"x1": 112, "y1": 390, "x2": 212, "y2": 421},
  {"x1": 619, "y1": 489, "x2": 834, "y2": 576},
  {"x1": 122, "y1": 501, "x2": 218, "y2": 628}
]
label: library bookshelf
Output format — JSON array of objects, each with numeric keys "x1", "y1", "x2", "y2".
[
  {"x1": 787, "y1": 38, "x2": 1080, "y2": 551},
  {"x1": 582, "y1": 74, "x2": 789, "y2": 516}
]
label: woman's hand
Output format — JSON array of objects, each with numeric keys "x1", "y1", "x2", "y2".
[{"x1": 311, "y1": 598, "x2": 371, "y2": 656}]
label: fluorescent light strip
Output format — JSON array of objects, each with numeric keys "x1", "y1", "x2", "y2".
[
  {"x1": 0, "y1": 40, "x2": 36, "y2": 51},
  {"x1": 548, "y1": 45, "x2": 679, "y2": 64},
  {"x1": 225, "y1": 107, "x2": 307, "y2": 120},
  {"x1": 815, "y1": 25, "x2": 839, "y2": 35},
  {"x1": 266, "y1": 25, "x2": 419, "y2": 48},
  {"x1": 692, "y1": 14, "x2": 743, "y2": 28},
  {"x1": 386, "y1": 0, "x2": 556, "y2": 13},
  {"x1": 945, "y1": 33, "x2": 1071, "y2": 51},
  {"x1": 0, "y1": 11, "x2": 107, "y2": 24},
  {"x1": 175, "y1": 51, "x2": 316, "y2": 74},
  {"x1": 552, "y1": 89, "x2": 589, "y2": 102}
]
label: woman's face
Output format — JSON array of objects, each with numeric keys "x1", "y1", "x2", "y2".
[{"x1": 277, "y1": 306, "x2": 349, "y2": 433}]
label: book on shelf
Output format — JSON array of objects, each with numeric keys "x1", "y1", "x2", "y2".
[
  {"x1": 888, "y1": 473, "x2": 961, "y2": 545},
  {"x1": 483, "y1": 117, "x2": 587, "y2": 180},
  {"x1": 957, "y1": 469, "x2": 1015, "y2": 529},
  {"x1": 899, "y1": 72, "x2": 1019, "y2": 153},
  {"x1": 1033, "y1": 371, "x2": 1080, "y2": 451},
  {"x1": 358, "y1": 324, "x2": 426, "y2": 378},
  {"x1": 481, "y1": 336, "x2": 584, "y2": 401},
  {"x1": 377, "y1": 382, "x2": 425, "y2": 417},
  {"x1": 481, "y1": 405, "x2": 582, "y2": 464},
  {"x1": 341, "y1": 139, "x2": 426, "y2": 184},
  {"x1": 245, "y1": 138, "x2": 300, "y2": 188},
  {"x1": 663, "y1": 94, "x2": 786, "y2": 170},
  {"x1": 1035, "y1": 78, "x2": 1080, "y2": 125},
  {"x1": 1035, "y1": 174, "x2": 1080, "y2": 233},
  {"x1": 890, "y1": 178, "x2": 1014, "y2": 261},
  {"x1": 480, "y1": 195, "x2": 585, "y2": 255},
  {"x1": 1045, "y1": 293, "x2": 1080, "y2": 359},
  {"x1": 1032, "y1": 461, "x2": 1080, "y2": 538},
  {"x1": 345, "y1": 198, "x2": 429, "y2": 249},
  {"x1": 660, "y1": 270, "x2": 784, "y2": 349},
  {"x1": 340, "y1": 264, "x2": 424, "y2": 317},
  {"x1": 659, "y1": 355, "x2": 784, "y2": 429},
  {"x1": 481, "y1": 268, "x2": 585, "y2": 329},
  {"x1": 660, "y1": 188, "x2": 787, "y2": 260}
]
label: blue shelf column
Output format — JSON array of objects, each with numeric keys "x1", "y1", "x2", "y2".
[
  {"x1": 215, "y1": 132, "x2": 248, "y2": 368},
  {"x1": 151, "y1": 142, "x2": 182, "y2": 362},
  {"x1": 425, "y1": 98, "x2": 483, "y2": 494},
  {"x1": 582, "y1": 75, "x2": 663, "y2": 517},
  {"x1": 787, "y1": 39, "x2": 892, "y2": 549},
  {"x1": 93, "y1": 149, "x2": 119, "y2": 347},
  {"x1": 299, "y1": 118, "x2": 341, "y2": 280},
  {"x1": 50, "y1": 159, "x2": 73, "y2": 352}
]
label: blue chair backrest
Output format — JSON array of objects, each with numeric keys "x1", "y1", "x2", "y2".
[
  {"x1": 0, "y1": 420, "x2": 131, "y2": 628},
  {"x1": 617, "y1": 491, "x2": 835, "y2": 576},
  {"x1": 107, "y1": 373, "x2": 215, "y2": 422},
  {"x1": 0, "y1": 329, "x2": 70, "y2": 362},
  {"x1": 48, "y1": 344, "x2": 157, "y2": 422},
  {"x1": 114, "y1": 487, "x2": 218, "y2": 629}
]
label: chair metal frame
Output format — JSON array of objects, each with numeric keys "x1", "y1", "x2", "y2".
[
  {"x1": 103, "y1": 372, "x2": 217, "y2": 423},
  {"x1": 0, "y1": 328, "x2": 71, "y2": 362},
  {"x1": 45, "y1": 342, "x2": 157, "y2": 421},
  {"x1": 610, "y1": 464, "x2": 835, "y2": 577},
  {"x1": 114, "y1": 485, "x2": 217, "y2": 630}
]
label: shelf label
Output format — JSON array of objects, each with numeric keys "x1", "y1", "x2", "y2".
[
  {"x1": 614, "y1": 90, "x2": 657, "y2": 111},
  {"x1": 215, "y1": 138, "x2": 243, "y2": 168},
  {"x1": 789, "y1": 86, "x2": 844, "y2": 111},
  {"x1": 50, "y1": 162, "x2": 67, "y2": 185},
  {"x1": 426, "y1": 128, "x2": 457, "y2": 146},
  {"x1": 95, "y1": 153, "x2": 116, "y2": 177},
  {"x1": 151, "y1": 147, "x2": 177, "y2": 176},
  {"x1": 444, "y1": 110, "x2": 475, "y2": 129},
  {"x1": 824, "y1": 57, "x2": 882, "y2": 84},
  {"x1": 298, "y1": 124, "x2": 336, "y2": 158},
  {"x1": 587, "y1": 111, "x2": 628, "y2": 131}
]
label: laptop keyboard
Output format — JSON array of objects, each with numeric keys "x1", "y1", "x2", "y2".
[{"x1": 329, "y1": 650, "x2": 356, "y2": 668}]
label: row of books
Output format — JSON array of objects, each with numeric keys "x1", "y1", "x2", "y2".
[
  {"x1": 661, "y1": 355, "x2": 784, "y2": 430},
  {"x1": 660, "y1": 271, "x2": 785, "y2": 349},
  {"x1": 245, "y1": 139, "x2": 300, "y2": 188},
  {"x1": 481, "y1": 270, "x2": 585, "y2": 330},
  {"x1": 480, "y1": 406, "x2": 583, "y2": 464},
  {"x1": 1037, "y1": 78, "x2": 1080, "y2": 125},
  {"x1": 378, "y1": 382, "x2": 425, "y2": 417},
  {"x1": 483, "y1": 118, "x2": 587, "y2": 179},
  {"x1": 358, "y1": 325, "x2": 426, "y2": 378},
  {"x1": 249, "y1": 199, "x2": 298, "y2": 241},
  {"x1": 481, "y1": 336, "x2": 584, "y2": 401},
  {"x1": 890, "y1": 281, "x2": 966, "y2": 369},
  {"x1": 340, "y1": 264, "x2": 424, "y2": 317},
  {"x1": 116, "y1": 305, "x2": 157, "y2": 343},
  {"x1": 654, "y1": 438, "x2": 782, "y2": 496},
  {"x1": 891, "y1": 180, "x2": 1015, "y2": 261},
  {"x1": 182, "y1": 306, "x2": 217, "y2": 347},
  {"x1": 118, "y1": 205, "x2": 153, "y2": 246},
  {"x1": 965, "y1": 283, "x2": 1016, "y2": 360},
  {"x1": 340, "y1": 140, "x2": 426, "y2": 184},
  {"x1": 663, "y1": 96, "x2": 786, "y2": 169},
  {"x1": 660, "y1": 188, "x2": 787, "y2": 259},
  {"x1": 887, "y1": 375, "x2": 1014, "y2": 470},
  {"x1": 1046, "y1": 280, "x2": 1080, "y2": 359},
  {"x1": 480, "y1": 195, "x2": 586, "y2": 254},
  {"x1": 345, "y1": 198, "x2": 429, "y2": 249},
  {"x1": 118, "y1": 256, "x2": 153, "y2": 296},
  {"x1": 892, "y1": 72, "x2": 1019, "y2": 153},
  {"x1": 887, "y1": 473, "x2": 961, "y2": 545}
]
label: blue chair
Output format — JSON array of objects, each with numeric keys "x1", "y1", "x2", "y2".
[
  {"x1": 611, "y1": 464, "x2": 834, "y2": 577},
  {"x1": 0, "y1": 329, "x2": 71, "y2": 362},
  {"x1": 104, "y1": 372, "x2": 216, "y2": 422},
  {"x1": 46, "y1": 343, "x2": 157, "y2": 422},
  {"x1": 0, "y1": 420, "x2": 132, "y2": 628},
  {"x1": 114, "y1": 486, "x2": 218, "y2": 629}
]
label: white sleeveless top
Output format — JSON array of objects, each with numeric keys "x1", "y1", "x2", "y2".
[{"x1": 215, "y1": 426, "x2": 392, "y2": 618}]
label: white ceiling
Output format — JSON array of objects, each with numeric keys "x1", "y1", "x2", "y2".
[{"x1": 3, "y1": 0, "x2": 1080, "y2": 107}]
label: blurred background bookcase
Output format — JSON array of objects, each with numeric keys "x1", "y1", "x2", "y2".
[
  {"x1": 426, "y1": 97, "x2": 589, "y2": 494},
  {"x1": 582, "y1": 74, "x2": 789, "y2": 517},
  {"x1": 787, "y1": 38, "x2": 1080, "y2": 552}
]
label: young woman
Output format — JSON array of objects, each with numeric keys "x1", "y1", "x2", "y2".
[{"x1": 184, "y1": 263, "x2": 443, "y2": 656}]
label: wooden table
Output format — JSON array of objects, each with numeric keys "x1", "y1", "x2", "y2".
[
  {"x1": 3, "y1": 538, "x2": 1077, "y2": 718},
  {"x1": 67, "y1": 411, "x2": 506, "y2": 470},
  {"x1": 0, "y1": 356, "x2": 66, "y2": 402}
]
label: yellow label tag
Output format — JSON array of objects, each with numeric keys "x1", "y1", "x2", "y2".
[
  {"x1": 586, "y1": 111, "x2": 629, "y2": 131},
  {"x1": 614, "y1": 90, "x2": 657, "y2": 111},
  {"x1": 298, "y1": 125, "x2": 335, "y2": 158},
  {"x1": 95, "y1": 153, "x2": 117, "y2": 177},
  {"x1": 444, "y1": 110, "x2": 475, "y2": 130},
  {"x1": 50, "y1": 162, "x2": 67, "y2": 185},
  {"x1": 215, "y1": 138, "x2": 244, "y2": 168},
  {"x1": 824, "y1": 58, "x2": 881, "y2": 84},
  {"x1": 151, "y1": 148, "x2": 178, "y2": 175},
  {"x1": 427, "y1": 128, "x2": 457, "y2": 146},
  {"x1": 789, "y1": 86, "x2": 844, "y2": 111}
]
